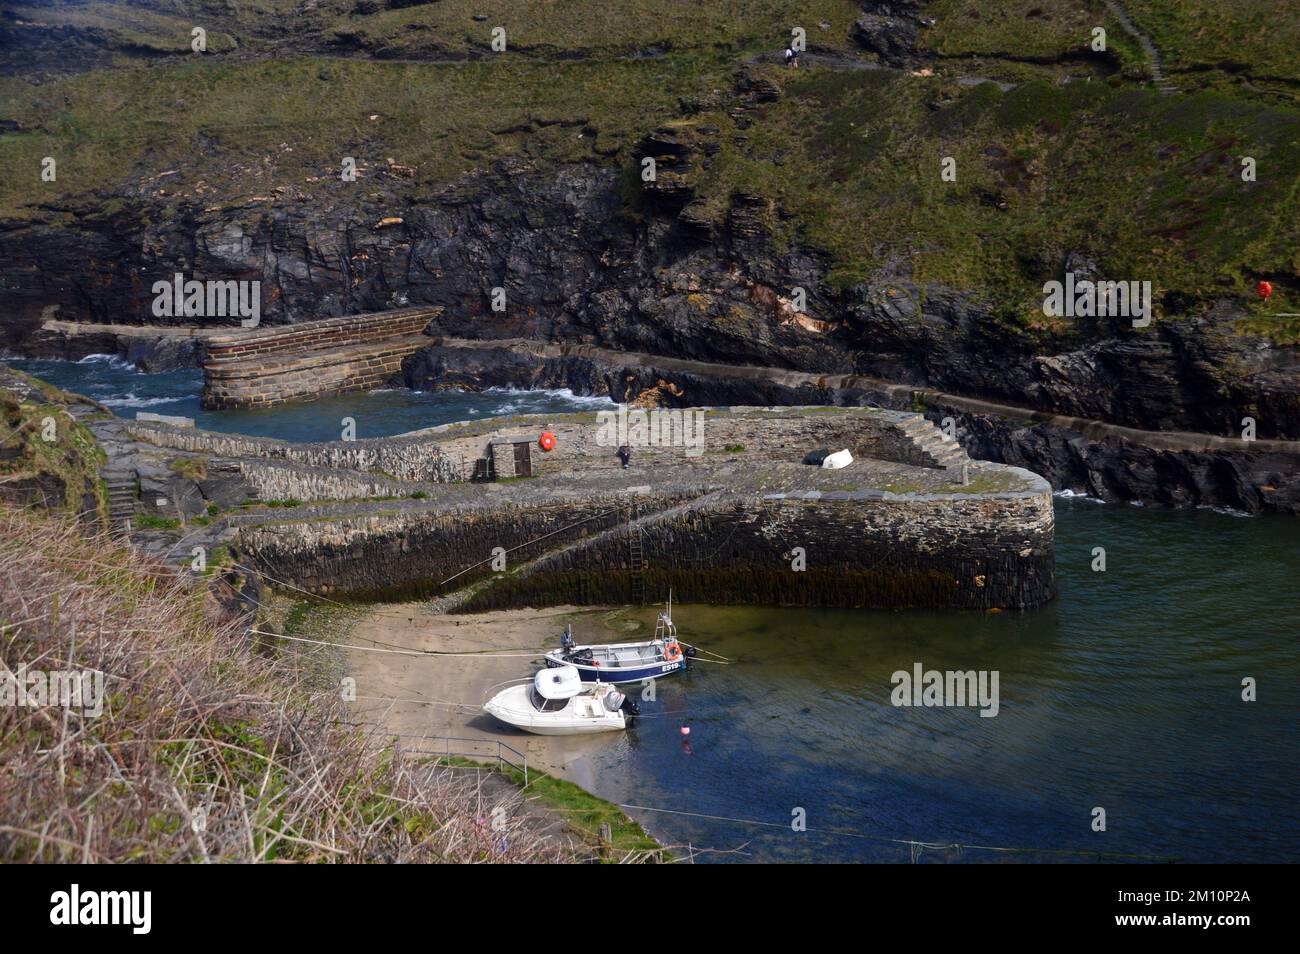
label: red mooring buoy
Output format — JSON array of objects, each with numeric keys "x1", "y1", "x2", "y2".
[{"x1": 539, "y1": 432, "x2": 557, "y2": 452}]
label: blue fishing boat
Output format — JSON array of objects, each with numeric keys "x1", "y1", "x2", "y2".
[{"x1": 543, "y1": 596, "x2": 696, "y2": 684}]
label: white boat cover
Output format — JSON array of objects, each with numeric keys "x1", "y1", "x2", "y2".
[
  {"x1": 822, "y1": 448, "x2": 853, "y2": 469},
  {"x1": 535, "y1": 665, "x2": 583, "y2": 699}
]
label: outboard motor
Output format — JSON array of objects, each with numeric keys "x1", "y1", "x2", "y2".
[
  {"x1": 560, "y1": 625, "x2": 574, "y2": 652},
  {"x1": 603, "y1": 688, "x2": 640, "y2": 721}
]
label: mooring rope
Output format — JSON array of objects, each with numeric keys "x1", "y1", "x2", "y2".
[
  {"x1": 615, "y1": 804, "x2": 1182, "y2": 862},
  {"x1": 231, "y1": 561, "x2": 352, "y2": 608},
  {"x1": 251, "y1": 629, "x2": 546, "y2": 658}
]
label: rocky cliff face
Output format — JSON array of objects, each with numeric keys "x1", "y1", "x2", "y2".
[{"x1": 4, "y1": 134, "x2": 1297, "y2": 447}]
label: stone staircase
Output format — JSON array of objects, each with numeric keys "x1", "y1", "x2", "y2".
[
  {"x1": 894, "y1": 413, "x2": 970, "y2": 472},
  {"x1": 1104, "y1": 0, "x2": 1178, "y2": 96},
  {"x1": 104, "y1": 471, "x2": 137, "y2": 531}
]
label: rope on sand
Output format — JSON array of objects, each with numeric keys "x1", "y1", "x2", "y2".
[{"x1": 251, "y1": 630, "x2": 545, "y2": 659}]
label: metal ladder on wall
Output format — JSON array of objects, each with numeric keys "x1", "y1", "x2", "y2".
[{"x1": 627, "y1": 502, "x2": 646, "y2": 605}]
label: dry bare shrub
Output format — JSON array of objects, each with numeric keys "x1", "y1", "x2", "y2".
[{"x1": 0, "y1": 506, "x2": 574, "y2": 863}]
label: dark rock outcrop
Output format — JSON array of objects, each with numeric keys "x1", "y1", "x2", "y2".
[
  {"x1": 850, "y1": 14, "x2": 921, "y2": 65},
  {"x1": 3, "y1": 153, "x2": 1297, "y2": 445},
  {"x1": 850, "y1": 1, "x2": 930, "y2": 66}
]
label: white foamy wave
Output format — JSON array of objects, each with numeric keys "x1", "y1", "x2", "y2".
[
  {"x1": 76, "y1": 354, "x2": 139, "y2": 371},
  {"x1": 99, "y1": 394, "x2": 177, "y2": 408},
  {"x1": 1053, "y1": 489, "x2": 1105, "y2": 504},
  {"x1": 483, "y1": 386, "x2": 616, "y2": 407},
  {"x1": 1196, "y1": 504, "x2": 1254, "y2": 518}
]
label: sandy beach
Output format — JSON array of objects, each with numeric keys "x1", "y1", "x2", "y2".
[{"x1": 341, "y1": 602, "x2": 654, "y2": 789}]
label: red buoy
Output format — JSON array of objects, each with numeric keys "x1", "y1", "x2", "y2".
[
  {"x1": 1258, "y1": 281, "x2": 1274, "y2": 302},
  {"x1": 539, "y1": 432, "x2": 556, "y2": 452}
]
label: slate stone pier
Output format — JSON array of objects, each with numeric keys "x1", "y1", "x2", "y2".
[{"x1": 98, "y1": 405, "x2": 1057, "y2": 612}]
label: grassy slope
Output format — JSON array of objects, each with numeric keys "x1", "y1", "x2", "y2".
[
  {"x1": 0, "y1": 367, "x2": 108, "y2": 521},
  {"x1": 0, "y1": 55, "x2": 720, "y2": 209},
  {"x1": 694, "y1": 66, "x2": 1300, "y2": 323},
  {"x1": 0, "y1": 501, "x2": 585, "y2": 863},
  {"x1": 1124, "y1": 0, "x2": 1300, "y2": 84},
  {"x1": 920, "y1": 1, "x2": 1137, "y2": 68},
  {"x1": 5, "y1": 0, "x2": 240, "y2": 55},
  {"x1": 324, "y1": 0, "x2": 861, "y2": 56}
]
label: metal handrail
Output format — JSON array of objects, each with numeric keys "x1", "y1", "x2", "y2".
[{"x1": 403, "y1": 734, "x2": 529, "y2": 786}]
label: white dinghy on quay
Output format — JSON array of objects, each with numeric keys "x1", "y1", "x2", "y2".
[{"x1": 482, "y1": 665, "x2": 640, "y2": 735}]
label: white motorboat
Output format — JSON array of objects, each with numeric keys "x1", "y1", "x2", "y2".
[{"x1": 482, "y1": 665, "x2": 639, "y2": 735}]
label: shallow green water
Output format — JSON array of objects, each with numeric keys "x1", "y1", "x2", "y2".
[{"x1": 575, "y1": 498, "x2": 1299, "y2": 863}]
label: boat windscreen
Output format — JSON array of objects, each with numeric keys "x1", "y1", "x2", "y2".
[{"x1": 529, "y1": 687, "x2": 569, "y2": 712}]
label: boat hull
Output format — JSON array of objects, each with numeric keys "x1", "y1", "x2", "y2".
[
  {"x1": 544, "y1": 655, "x2": 685, "y2": 684},
  {"x1": 482, "y1": 685, "x2": 628, "y2": 735}
]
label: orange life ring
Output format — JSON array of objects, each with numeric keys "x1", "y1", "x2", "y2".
[
  {"x1": 664, "y1": 642, "x2": 682, "y2": 663},
  {"x1": 539, "y1": 432, "x2": 557, "y2": 452}
]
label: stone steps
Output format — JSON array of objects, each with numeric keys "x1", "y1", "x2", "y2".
[
  {"x1": 894, "y1": 413, "x2": 970, "y2": 470},
  {"x1": 1103, "y1": 0, "x2": 1178, "y2": 95},
  {"x1": 104, "y1": 473, "x2": 137, "y2": 528}
]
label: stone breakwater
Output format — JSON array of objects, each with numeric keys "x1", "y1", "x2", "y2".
[
  {"x1": 202, "y1": 307, "x2": 439, "y2": 409},
  {"x1": 106, "y1": 406, "x2": 1056, "y2": 611},
  {"x1": 456, "y1": 478, "x2": 1056, "y2": 613},
  {"x1": 405, "y1": 337, "x2": 1300, "y2": 514}
]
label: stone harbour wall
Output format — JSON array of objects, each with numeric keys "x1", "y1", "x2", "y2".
[
  {"x1": 235, "y1": 477, "x2": 1055, "y2": 610},
  {"x1": 236, "y1": 459, "x2": 437, "y2": 503},
  {"x1": 236, "y1": 492, "x2": 693, "y2": 601},
  {"x1": 203, "y1": 307, "x2": 439, "y2": 409},
  {"x1": 205, "y1": 308, "x2": 438, "y2": 360},
  {"x1": 124, "y1": 421, "x2": 460, "y2": 483},
  {"x1": 460, "y1": 482, "x2": 1056, "y2": 612}
]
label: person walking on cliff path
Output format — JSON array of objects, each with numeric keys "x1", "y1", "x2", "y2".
[
  {"x1": 618, "y1": 444, "x2": 632, "y2": 469},
  {"x1": 784, "y1": 45, "x2": 798, "y2": 68}
]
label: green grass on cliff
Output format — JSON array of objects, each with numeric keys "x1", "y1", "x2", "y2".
[
  {"x1": 918, "y1": 0, "x2": 1140, "y2": 73},
  {"x1": 15, "y1": 0, "x2": 1296, "y2": 90},
  {"x1": 0, "y1": 54, "x2": 720, "y2": 214},
  {"x1": 4, "y1": 1, "x2": 240, "y2": 57},
  {"x1": 0, "y1": 367, "x2": 108, "y2": 522},
  {"x1": 691, "y1": 64, "x2": 1300, "y2": 319},
  {"x1": 1123, "y1": 0, "x2": 1300, "y2": 90},
  {"x1": 322, "y1": 0, "x2": 861, "y2": 58}
]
